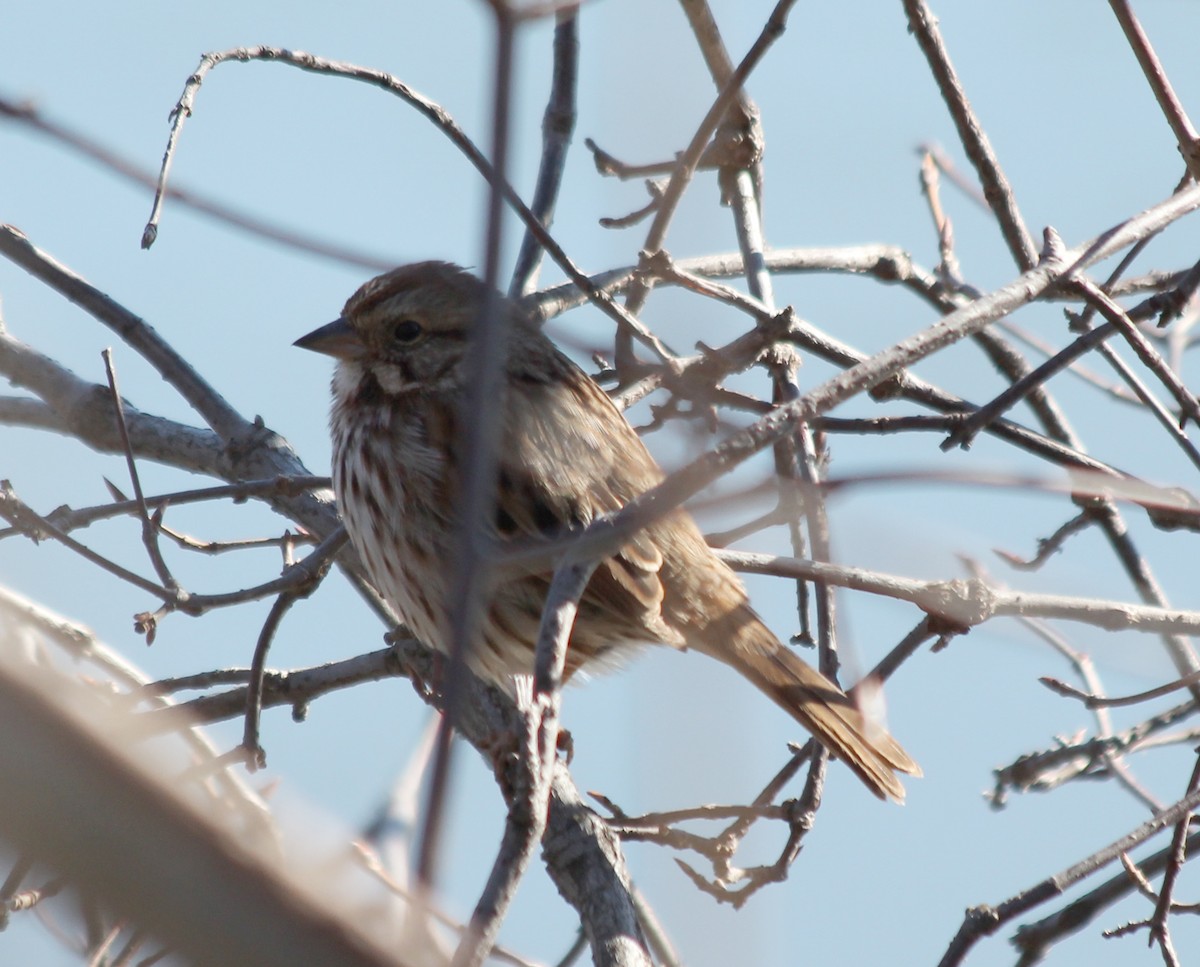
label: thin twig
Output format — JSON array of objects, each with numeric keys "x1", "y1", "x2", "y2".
[
  {"x1": 904, "y1": 0, "x2": 1037, "y2": 270},
  {"x1": 0, "y1": 96, "x2": 397, "y2": 269},
  {"x1": 143, "y1": 47, "x2": 672, "y2": 363},
  {"x1": 1092, "y1": 337, "x2": 1200, "y2": 473},
  {"x1": 0, "y1": 226, "x2": 248, "y2": 441},
  {"x1": 615, "y1": 0, "x2": 796, "y2": 370},
  {"x1": 1108, "y1": 0, "x2": 1200, "y2": 180},
  {"x1": 0, "y1": 476, "x2": 328, "y2": 542},
  {"x1": 939, "y1": 783, "x2": 1200, "y2": 967},
  {"x1": 509, "y1": 9, "x2": 578, "y2": 297},
  {"x1": 919, "y1": 149, "x2": 963, "y2": 283},
  {"x1": 1042, "y1": 668, "x2": 1200, "y2": 711},
  {"x1": 419, "y1": 3, "x2": 520, "y2": 900},
  {"x1": 452, "y1": 551, "x2": 597, "y2": 967},
  {"x1": 1019, "y1": 615, "x2": 1162, "y2": 811},
  {"x1": 102, "y1": 349, "x2": 178, "y2": 591},
  {"x1": 1016, "y1": 829, "x2": 1200, "y2": 959},
  {"x1": 991, "y1": 700, "x2": 1198, "y2": 805},
  {"x1": 0, "y1": 481, "x2": 182, "y2": 605},
  {"x1": 996, "y1": 511, "x2": 1094, "y2": 571},
  {"x1": 1148, "y1": 752, "x2": 1200, "y2": 957},
  {"x1": 1075, "y1": 278, "x2": 1200, "y2": 426},
  {"x1": 240, "y1": 595, "x2": 298, "y2": 770}
]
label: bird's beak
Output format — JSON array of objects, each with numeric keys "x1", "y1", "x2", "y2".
[{"x1": 294, "y1": 317, "x2": 365, "y2": 360}]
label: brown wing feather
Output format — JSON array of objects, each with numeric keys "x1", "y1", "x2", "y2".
[{"x1": 497, "y1": 358, "x2": 684, "y2": 651}]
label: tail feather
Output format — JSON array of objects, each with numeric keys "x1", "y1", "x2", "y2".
[{"x1": 707, "y1": 618, "x2": 920, "y2": 802}]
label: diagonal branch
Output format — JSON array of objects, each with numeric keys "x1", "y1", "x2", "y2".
[
  {"x1": 903, "y1": 0, "x2": 1038, "y2": 270},
  {"x1": 0, "y1": 225, "x2": 248, "y2": 441}
]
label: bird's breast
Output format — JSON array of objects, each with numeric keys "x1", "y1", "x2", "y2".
[{"x1": 330, "y1": 401, "x2": 452, "y2": 647}]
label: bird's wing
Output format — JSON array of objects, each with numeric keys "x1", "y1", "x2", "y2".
[{"x1": 495, "y1": 357, "x2": 684, "y2": 648}]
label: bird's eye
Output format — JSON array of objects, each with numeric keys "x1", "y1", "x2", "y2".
[{"x1": 391, "y1": 319, "x2": 423, "y2": 344}]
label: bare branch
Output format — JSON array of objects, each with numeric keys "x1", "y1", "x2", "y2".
[
  {"x1": 0, "y1": 226, "x2": 248, "y2": 440},
  {"x1": 1108, "y1": 0, "x2": 1200, "y2": 179},
  {"x1": 509, "y1": 10, "x2": 578, "y2": 297},
  {"x1": 0, "y1": 96, "x2": 398, "y2": 269},
  {"x1": 939, "y1": 783, "x2": 1200, "y2": 967},
  {"x1": 903, "y1": 0, "x2": 1037, "y2": 269}
]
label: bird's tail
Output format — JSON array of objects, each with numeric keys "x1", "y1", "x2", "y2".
[{"x1": 704, "y1": 616, "x2": 920, "y2": 802}]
